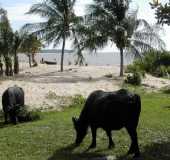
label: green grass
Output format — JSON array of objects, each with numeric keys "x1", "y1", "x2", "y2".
[{"x1": 0, "y1": 92, "x2": 170, "y2": 160}]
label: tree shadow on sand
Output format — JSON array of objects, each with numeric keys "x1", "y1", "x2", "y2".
[
  {"x1": 48, "y1": 140, "x2": 170, "y2": 160},
  {"x1": 13, "y1": 69, "x2": 122, "y2": 84}
]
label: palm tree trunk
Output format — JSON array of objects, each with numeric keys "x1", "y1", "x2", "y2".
[
  {"x1": 60, "y1": 35, "x2": 66, "y2": 72},
  {"x1": 14, "y1": 52, "x2": 19, "y2": 74},
  {"x1": 119, "y1": 48, "x2": 124, "y2": 77},
  {"x1": 28, "y1": 54, "x2": 32, "y2": 67},
  {"x1": 32, "y1": 53, "x2": 38, "y2": 67}
]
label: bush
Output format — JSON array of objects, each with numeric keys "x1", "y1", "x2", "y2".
[
  {"x1": 125, "y1": 72, "x2": 142, "y2": 86},
  {"x1": 125, "y1": 64, "x2": 146, "y2": 78},
  {"x1": 16, "y1": 106, "x2": 40, "y2": 122},
  {"x1": 153, "y1": 65, "x2": 168, "y2": 77},
  {"x1": 71, "y1": 94, "x2": 85, "y2": 106},
  {"x1": 126, "y1": 50, "x2": 170, "y2": 78}
]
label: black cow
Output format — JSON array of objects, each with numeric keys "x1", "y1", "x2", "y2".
[
  {"x1": 2, "y1": 86, "x2": 25, "y2": 124},
  {"x1": 72, "y1": 89, "x2": 141, "y2": 157}
]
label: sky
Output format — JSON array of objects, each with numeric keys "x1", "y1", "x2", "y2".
[{"x1": 0, "y1": 0, "x2": 170, "y2": 51}]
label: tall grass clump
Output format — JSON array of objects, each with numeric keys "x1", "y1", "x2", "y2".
[{"x1": 69, "y1": 94, "x2": 85, "y2": 108}]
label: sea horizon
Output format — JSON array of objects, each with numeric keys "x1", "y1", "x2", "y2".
[{"x1": 18, "y1": 51, "x2": 133, "y2": 66}]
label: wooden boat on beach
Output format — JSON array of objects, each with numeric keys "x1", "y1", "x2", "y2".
[{"x1": 44, "y1": 60, "x2": 57, "y2": 65}]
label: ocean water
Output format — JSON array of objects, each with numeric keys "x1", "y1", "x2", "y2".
[{"x1": 18, "y1": 52, "x2": 133, "y2": 66}]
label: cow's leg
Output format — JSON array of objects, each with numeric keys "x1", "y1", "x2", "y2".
[
  {"x1": 9, "y1": 111, "x2": 17, "y2": 125},
  {"x1": 89, "y1": 126, "x2": 97, "y2": 148},
  {"x1": 4, "y1": 112, "x2": 8, "y2": 124},
  {"x1": 126, "y1": 127, "x2": 140, "y2": 158},
  {"x1": 106, "y1": 130, "x2": 114, "y2": 149}
]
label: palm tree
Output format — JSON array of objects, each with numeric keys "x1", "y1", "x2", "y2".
[
  {"x1": 12, "y1": 31, "x2": 24, "y2": 74},
  {"x1": 20, "y1": 33, "x2": 42, "y2": 67},
  {"x1": 80, "y1": 0, "x2": 165, "y2": 76},
  {"x1": 23, "y1": 0, "x2": 83, "y2": 72},
  {"x1": 0, "y1": 8, "x2": 14, "y2": 76}
]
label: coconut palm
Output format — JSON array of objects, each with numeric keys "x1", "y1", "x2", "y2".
[
  {"x1": 79, "y1": 0, "x2": 165, "y2": 76},
  {"x1": 23, "y1": 0, "x2": 83, "y2": 72},
  {"x1": 20, "y1": 33, "x2": 42, "y2": 67},
  {"x1": 0, "y1": 8, "x2": 14, "y2": 76},
  {"x1": 12, "y1": 31, "x2": 24, "y2": 74}
]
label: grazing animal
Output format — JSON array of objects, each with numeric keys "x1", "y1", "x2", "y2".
[
  {"x1": 72, "y1": 89, "x2": 141, "y2": 157},
  {"x1": 2, "y1": 86, "x2": 25, "y2": 124}
]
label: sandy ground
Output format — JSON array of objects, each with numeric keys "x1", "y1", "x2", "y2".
[{"x1": 0, "y1": 63, "x2": 169, "y2": 110}]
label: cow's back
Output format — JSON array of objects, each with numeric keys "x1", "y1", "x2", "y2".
[
  {"x1": 2, "y1": 86, "x2": 24, "y2": 112},
  {"x1": 80, "y1": 89, "x2": 141, "y2": 130}
]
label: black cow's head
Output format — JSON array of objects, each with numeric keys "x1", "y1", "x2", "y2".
[{"x1": 72, "y1": 117, "x2": 87, "y2": 145}]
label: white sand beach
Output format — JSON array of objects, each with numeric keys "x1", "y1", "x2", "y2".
[{"x1": 0, "y1": 63, "x2": 169, "y2": 111}]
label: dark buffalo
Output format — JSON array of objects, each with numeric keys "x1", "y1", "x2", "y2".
[
  {"x1": 72, "y1": 89, "x2": 141, "y2": 157},
  {"x1": 2, "y1": 86, "x2": 25, "y2": 124}
]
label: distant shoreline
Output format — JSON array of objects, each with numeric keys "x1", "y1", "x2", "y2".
[{"x1": 18, "y1": 51, "x2": 133, "y2": 66}]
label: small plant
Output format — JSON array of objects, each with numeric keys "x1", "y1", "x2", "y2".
[
  {"x1": 125, "y1": 72, "x2": 142, "y2": 86},
  {"x1": 46, "y1": 91, "x2": 58, "y2": 99},
  {"x1": 71, "y1": 94, "x2": 85, "y2": 106}
]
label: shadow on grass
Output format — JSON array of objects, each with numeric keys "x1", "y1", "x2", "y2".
[
  {"x1": 48, "y1": 143, "x2": 107, "y2": 160},
  {"x1": 48, "y1": 140, "x2": 170, "y2": 160},
  {"x1": 163, "y1": 105, "x2": 170, "y2": 109}
]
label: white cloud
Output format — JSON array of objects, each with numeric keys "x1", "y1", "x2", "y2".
[{"x1": 6, "y1": 3, "x2": 44, "y2": 30}]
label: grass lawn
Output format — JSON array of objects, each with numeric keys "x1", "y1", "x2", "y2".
[{"x1": 0, "y1": 91, "x2": 170, "y2": 160}]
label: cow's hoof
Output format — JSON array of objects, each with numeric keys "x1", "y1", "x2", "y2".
[
  {"x1": 89, "y1": 143, "x2": 96, "y2": 149},
  {"x1": 108, "y1": 143, "x2": 115, "y2": 149},
  {"x1": 133, "y1": 152, "x2": 141, "y2": 159},
  {"x1": 4, "y1": 121, "x2": 9, "y2": 125}
]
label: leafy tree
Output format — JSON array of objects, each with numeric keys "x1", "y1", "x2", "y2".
[
  {"x1": 23, "y1": 0, "x2": 83, "y2": 72},
  {"x1": 151, "y1": 1, "x2": 170, "y2": 25},
  {"x1": 78, "y1": 0, "x2": 165, "y2": 76}
]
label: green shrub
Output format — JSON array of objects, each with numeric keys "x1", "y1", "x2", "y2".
[
  {"x1": 154, "y1": 51, "x2": 170, "y2": 66},
  {"x1": 125, "y1": 72, "x2": 142, "y2": 85},
  {"x1": 154, "y1": 65, "x2": 168, "y2": 77},
  {"x1": 126, "y1": 50, "x2": 170, "y2": 78},
  {"x1": 16, "y1": 106, "x2": 41, "y2": 122},
  {"x1": 125, "y1": 63, "x2": 145, "y2": 78}
]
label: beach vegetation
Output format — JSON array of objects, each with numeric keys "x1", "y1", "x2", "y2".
[
  {"x1": 20, "y1": 33, "x2": 43, "y2": 67},
  {"x1": 0, "y1": 8, "x2": 14, "y2": 76},
  {"x1": 126, "y1": 50, "x2": 170, "y2": 78},
  {"x1": 76, "y1": 0, "x2": 165, "y2": 77},
  {"x1": 125, "y1": 72, "x2": 142, "y2": 86},
  {"x1": 23, "y1": 0, "x2": 83, "y2": 72},
  {"x1": 0, "y1": 7, "x2": 42, "y2": 75}
]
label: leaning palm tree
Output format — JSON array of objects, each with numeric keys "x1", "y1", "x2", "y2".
[
  {"x1": 79, "y1": 0, "x2": 165, "y2": 76},
  {"x1": 23, "y1": 0, "x2": 83, "y2": 72},
  {"x1": 20, "y1": 33, "x2": 42, "y2": 67}
]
